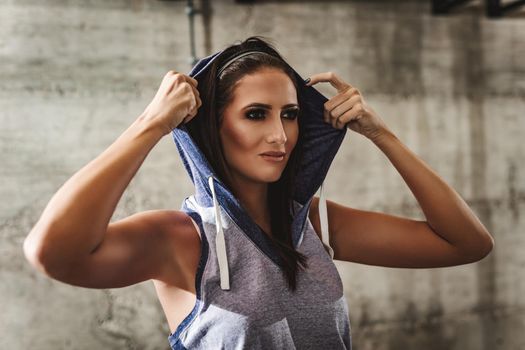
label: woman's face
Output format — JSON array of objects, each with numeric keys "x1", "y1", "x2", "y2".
[{"x1": 219, "y1": 67, "x2": 300, "y2": 185}]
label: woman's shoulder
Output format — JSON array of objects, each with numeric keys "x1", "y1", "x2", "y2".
[
  {"x1": 157, "y1": 210, "x2": 202, "y2": 284},
  {"x1": 112, "y1": 209, "x2": 201, "y2": 286},
  {"x1": 162, "y1": 210, "x2": 201, "y2": 243},
  {"x1": 124, "y1": 209, "x2": 198, "y2": 247}
]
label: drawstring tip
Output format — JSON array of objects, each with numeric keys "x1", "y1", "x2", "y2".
[{"x1": 220, "y1": 278, "x2": 230, "y2": 290}]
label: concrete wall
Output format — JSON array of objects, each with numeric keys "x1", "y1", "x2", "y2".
[{"x1": 1, "y1": 0, "x2": 523, "y2": 349}]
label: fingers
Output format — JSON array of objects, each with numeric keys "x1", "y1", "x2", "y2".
[
  {"x1": 324, "y1": 91, "x2": 363, "y2": 129},
  {"x1": 185, "y1": 75, "x2": 198, "y2": 88},
  {"x1": 165, "y1": 70, "x2": 201, "y2": 106},
  {"x1": 190, "y1": 84, "x2": 202, "y2": 110},
  {"x1": 164, "y1": 70, "x2": 202, "y2": 125},
  {"x1": 165, "y1": 70, "x2": 198, "y2": 88},
  {"x1": 183, "y1": 76, "x2": 201, "y2": 119},
  {"x1": 336, "y1": 103, "x2": 364, "y2": 129},
  {"x1": 324, "y1": 87, "x2": 359, "y2": 123},
  {"x1": 324, "y1": 87, "x2": 359, "y2": 113},
  {"x1": 305, "y1": 71, "x2": 352, "y2": 93},
  {"x1": 304, "y1": 71, "x2": 364, "y2": 129}
]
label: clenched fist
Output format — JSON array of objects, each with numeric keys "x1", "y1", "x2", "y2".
[{"x1": 142, "y1": 71, "x2": 202, "y2": 136}]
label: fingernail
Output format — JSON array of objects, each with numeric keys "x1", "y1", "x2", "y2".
[{"x1": 304, "y1": 77, "x2": 311, "y2": 84}]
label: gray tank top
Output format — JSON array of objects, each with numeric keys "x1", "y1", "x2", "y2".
[
  {"x1": 167, "y1": 179, "x2": 352, "y2": 349},
  {"x1": 169, "y1": 47, "x2": 352, "y2": 349}
]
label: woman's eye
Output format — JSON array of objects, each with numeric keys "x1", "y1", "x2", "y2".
[
  {"x1": 245, "y1": 108, "x2": 300, "y2": 120},
  {"x1": 284, "y1": 109, "x2": 300, "y2": 120},
  {"x1": 245, "y1": 109, "x2": 266, "y2": 120}
]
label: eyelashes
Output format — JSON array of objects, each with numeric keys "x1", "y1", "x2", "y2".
[{"x1": 245, "y1": 108, "x2": 300, "y2": 121}]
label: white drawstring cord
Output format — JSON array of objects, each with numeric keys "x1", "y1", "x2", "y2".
[
  {"x1": 319, "y1": 181, "x2": 335, "y2": 259},
  {"x1": 208, "y1": 175, "x2": 332, "y2": 290},
  {"x1": 208, "y1": 176, "x2": 230, "y2": 290}
]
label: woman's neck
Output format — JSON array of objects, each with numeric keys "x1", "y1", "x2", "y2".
[{"x1": 229, "y1": 175, "x2": 272, "y2": 237}]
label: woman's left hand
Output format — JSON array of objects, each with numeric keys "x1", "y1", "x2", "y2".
[{"x1": 306, "y1": 72, "x2": 391, "y2": 141}]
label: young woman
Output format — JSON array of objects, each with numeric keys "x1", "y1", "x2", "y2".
[{"x1": 23, "y1": 36, "x2": 494, "y2": 350}]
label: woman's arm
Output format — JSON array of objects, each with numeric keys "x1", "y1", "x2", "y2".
[
  {"x1": 23, "y1": 116, "x2": 167, "y2": 279},
  {"x1": 306, "y1": 71, "x2": 494, "y2": 267},
  {"x1": 311, "y1": 196, "x2": 493, "y2": 268},
  {"x1": 310, "y1": 131, "x2": 494, "y2": 268},
  {"x1": 23, "y1": 71, "x2": 202, "y2": 283},
  {"x1": 371, "y1": 130, "x2": 494, "y2": 257}
]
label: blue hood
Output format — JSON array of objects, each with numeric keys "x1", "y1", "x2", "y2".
[{"x1": 170, "y1": 49, "x2": 346, "y2": 290}]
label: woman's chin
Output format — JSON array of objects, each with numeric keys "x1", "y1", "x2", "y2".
[{"x1": 259, "y1": 171, "x2": 284, "y2": 183}]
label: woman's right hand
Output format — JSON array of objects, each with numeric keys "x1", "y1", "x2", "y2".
[{"x1": 141, "y1": 70, "x2": 202, "y2": 135}]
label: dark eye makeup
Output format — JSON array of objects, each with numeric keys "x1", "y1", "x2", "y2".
[{"x1": 245, "y1": 108, "x2": 300, "y2": 121}]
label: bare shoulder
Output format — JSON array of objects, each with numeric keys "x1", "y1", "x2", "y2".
[
  {"x1": 156, "y1": 210, "x2": 202, "y2": 286},
  {"x1": 53, "y1": 209, "x2": 199, "y2": 289},
  {"x1": 108, "y1": 209, "x2": 202, "y2": 286},
  {"x1": 160, "y1": 210, "x2": 201, "y2": 252}
]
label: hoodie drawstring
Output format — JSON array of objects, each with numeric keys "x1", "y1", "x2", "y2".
[
  {"x1": 208, "y1": 176, "x2": 334, "y2": 291},
  {"x1": 208, "y1": 176, "x2": 230, "y2": 290},
  {"x1": 319, "y1": 181, "x2": 335, "y2": 259}
]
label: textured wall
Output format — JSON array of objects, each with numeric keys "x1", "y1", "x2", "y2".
[{"x1": 1, "y1": 0, "x2": 523, "y2": 349}]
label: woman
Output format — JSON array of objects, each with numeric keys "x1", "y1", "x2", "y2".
[{"x1": 23, "y1": 36, "x2": 494, "y2": 349}]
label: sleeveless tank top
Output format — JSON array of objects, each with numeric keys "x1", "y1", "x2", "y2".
[
  {"x1": 169, "y1": 47, "x2": 352, "y2": 349},
  {"x1": 167, "y1": 179, "x2": 352, "y2": 350}
]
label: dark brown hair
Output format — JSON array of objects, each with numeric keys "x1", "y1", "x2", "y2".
[{"x1": 185, "y1": 36, "x2": 308, "y2": 292}]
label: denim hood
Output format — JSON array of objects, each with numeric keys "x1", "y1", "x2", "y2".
[{"x1": 170, "y1": 49, "x2": 346, "y2": 290}]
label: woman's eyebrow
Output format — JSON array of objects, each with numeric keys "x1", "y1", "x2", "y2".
[{"x1": 242, "y1": 103, "x2": 299, "y2": 110}]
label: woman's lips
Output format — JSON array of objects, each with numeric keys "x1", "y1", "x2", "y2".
[
  {"x1": 260, "y1": 151, "x2": 286, "y2": 157},
  {"x1": 260, "y1": 154, "x2": 285, "y2": 162}
]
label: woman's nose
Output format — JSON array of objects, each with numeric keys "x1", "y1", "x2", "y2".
[{"x1": 266, "y1": 118, "x2": 287, "y2": 144}]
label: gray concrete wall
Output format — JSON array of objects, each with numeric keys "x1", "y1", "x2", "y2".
[{"x1": 1, "y1": 0, "x2": 523, "y2": 349}]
